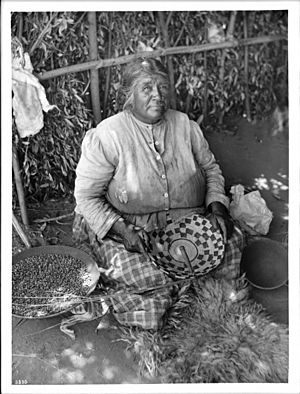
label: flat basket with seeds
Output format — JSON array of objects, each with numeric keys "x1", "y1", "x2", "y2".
[{"x1": 12, "y1": 245, "x2": 100, "y2": 319}]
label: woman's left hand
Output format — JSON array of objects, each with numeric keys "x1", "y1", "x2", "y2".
[{"x1": 207, "y1": 202, "x2": 234, "y2": 243}]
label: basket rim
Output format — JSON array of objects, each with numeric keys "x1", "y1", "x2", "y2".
[
  {"x1": 241, "y1": 238, "x2": 288, "y2": 289},
  {"x1": 12, "y1": 300, "x2": 83, "y2": 319},
  {"x1": 12, "y1": 245, "x2": 96, "y2": 265}
]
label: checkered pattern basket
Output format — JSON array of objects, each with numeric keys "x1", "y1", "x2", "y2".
[{"x1": 148, "y1": 213, "x2": 225, "y2": 278}]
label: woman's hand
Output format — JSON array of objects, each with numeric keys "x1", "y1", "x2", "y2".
[
  {"x1": 207, "y1": 202, "x2": 234, "y2": 243},
  {"x1": 107, "y1": 218, "x2": 151, "y2": 255}
]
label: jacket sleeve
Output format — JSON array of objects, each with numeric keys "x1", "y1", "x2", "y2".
[
  {"x1": 74, "y1": 127, "x2": 121, "y2": 239},
  {"x1": 190, "y1": 120, "x2": 229, "y2": 209}
]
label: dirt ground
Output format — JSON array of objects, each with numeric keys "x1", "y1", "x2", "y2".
[
  {"x1": 205, "y1": 115, "x2": 288, "y2": 243},
  {"x1": 11, "y1": 115, "x2": 289, "y2": 386}
]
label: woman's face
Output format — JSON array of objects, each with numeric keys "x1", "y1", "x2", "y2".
[{"x1": 131, "y1": 75, "x2": 170, "y2": 124}]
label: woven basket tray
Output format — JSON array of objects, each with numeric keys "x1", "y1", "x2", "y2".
[{"x1": 12, "y1": 245, "x2": 99, "y2": 319}]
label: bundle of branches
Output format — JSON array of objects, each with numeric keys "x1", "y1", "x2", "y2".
[{"x1": 119, "y1": 277, "x2": 288, "y2": 383}]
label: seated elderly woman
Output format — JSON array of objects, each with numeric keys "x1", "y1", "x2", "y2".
[{"x1": 73, "y1": 57, "x2": 244, "y2": 330}]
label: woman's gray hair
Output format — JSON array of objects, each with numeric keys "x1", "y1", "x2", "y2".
[{"x1": 118, "y1": 57, "x2": 169, "y2": 110}]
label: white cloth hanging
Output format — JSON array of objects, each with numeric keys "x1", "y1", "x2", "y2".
[{"x1": 11, "y1": 37, "x2": 57, "y2": 138}]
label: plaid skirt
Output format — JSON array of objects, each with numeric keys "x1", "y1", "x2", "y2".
[{"x1": 72, "y1": 213, "x2": 245, "y2": 330}]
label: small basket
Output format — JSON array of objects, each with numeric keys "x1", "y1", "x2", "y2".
[{"x1": 148, "y1": 213, "x2": 225, "y2": 278}]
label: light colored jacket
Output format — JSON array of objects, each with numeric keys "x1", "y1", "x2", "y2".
[{"x1": 75, "y1": 109, "x2": 229, "y2": 239}]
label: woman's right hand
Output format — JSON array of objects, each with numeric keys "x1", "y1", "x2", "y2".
[{"x1": 107, "y1": 218, "x2": 151, "y2": 255}]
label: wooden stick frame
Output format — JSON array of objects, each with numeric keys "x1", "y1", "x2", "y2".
[{"x1": 38, "y1": 35, "x2": 287, "y2": 81}]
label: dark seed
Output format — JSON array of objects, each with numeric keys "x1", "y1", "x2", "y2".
[{"x1": 12, "y1": 253, "x2": 94, "y2": 318}]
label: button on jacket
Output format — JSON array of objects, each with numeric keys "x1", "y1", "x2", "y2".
[{"x1": 74, "y1": 109, "x2": 229, "y2": 239}]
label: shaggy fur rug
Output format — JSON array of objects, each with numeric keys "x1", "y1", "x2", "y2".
[{"x1": 118, "y1": 277, "x2": 288, "y2": 383}]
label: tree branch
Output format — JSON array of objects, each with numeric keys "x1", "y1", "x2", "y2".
[
  {"x1": 12, "y1": 145, "x2": 29, "y2": 227},
  {"x1": 243, "y1": 11, "x2": 251, "y2": 122},
  {"x1": 38, "y1": 35, "x2": 287, "y2": 81},
  {"x1": 17, "y1": 13, "x2": 23, "y2": 39},
  {"x1": 158, "y1": 11, "x2": 176, "y2": 109},
  {"x1": 103, "y1": 13, "x2": 113, "y2": 118},
  {"x1": 88, "y1": 11, "x2": 101, "y2": 125},
  {"x1": 218, "y1": 11, "x2": 238, "y2": 126},
  {"x1": 29, "y1": 12, "x2": 58, "y2": 55},
  {"x1": 33, "y1": 212, "x2": 74, "y2": 223}
]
